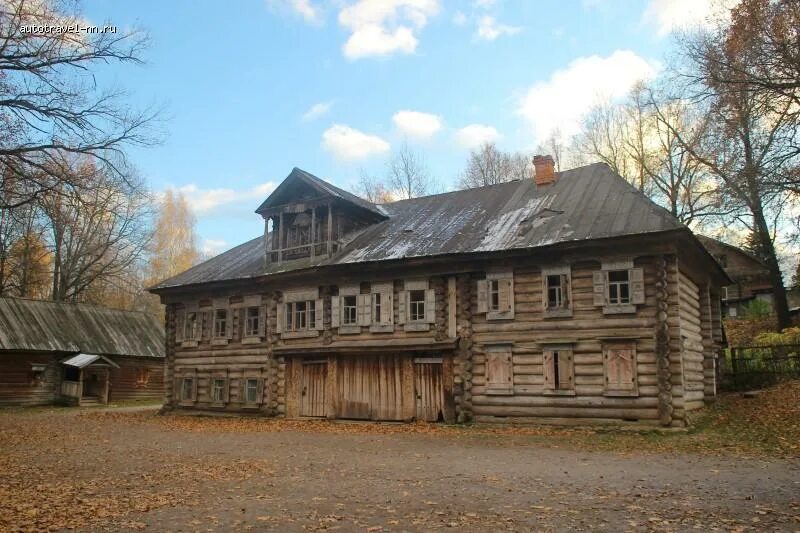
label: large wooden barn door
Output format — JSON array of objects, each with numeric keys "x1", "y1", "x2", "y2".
[
  {"x1": 300, "y1": 360, "x2": 327, "y2": 417},
  {"x1": 414, "y1": 357, "x2": 444, "y2": 422},
  {"x1": 336, "y1": 355, "x2": 403, "y2": 421}
]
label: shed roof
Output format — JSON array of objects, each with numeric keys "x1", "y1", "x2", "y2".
[
  {"x1": 61, "y1": 353, "x2": 120, "y2": 368},
  {"x1": 151, "y1": 163, "x2": 694, "y2": 291},
  {"x1": 0, "y1": 297, "x2": 165, "y2": 358}
]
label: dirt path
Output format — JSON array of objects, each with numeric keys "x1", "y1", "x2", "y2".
[{"x1": 0, "y1": 408, "x2": 798, "y2": 531}]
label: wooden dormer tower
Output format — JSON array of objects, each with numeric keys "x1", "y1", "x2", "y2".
[{"x1": 255, "y1": 168, "x2": 387, "y2": 265}]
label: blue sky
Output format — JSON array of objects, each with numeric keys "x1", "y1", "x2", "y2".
[{"x1": 81, "y1": 0, "x2": 717, "y2": 255}]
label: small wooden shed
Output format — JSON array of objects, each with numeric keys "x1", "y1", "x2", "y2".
[{"x1": 0, "y1": 297, "x2": 165, "y2": 407}]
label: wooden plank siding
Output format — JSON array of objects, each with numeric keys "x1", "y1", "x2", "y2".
[
  {"x1": 677, "y1": 271, "x2": 709, "y2": 411},
  {"x1": 0, "y1": 352, "x2": 60, "y2": 407},
  {"x1": 108, "y1": 356, "x2": 165, "y2": 403}
]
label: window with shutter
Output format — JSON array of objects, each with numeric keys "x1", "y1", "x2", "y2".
[
  {"x1": 280, "y1": 288, "x2": 322, "y2": 338},
  {"x1": 603, "y1": 342, "x2": 638, "y2": 396},
  {"x1": 174, "y1": 309, "x2": 185, "y2": 343},
  {"x1": 369, "y1": 282, "x2": 394, "y2": 332},
  {"x1": 485, "y1": 345, "x2": 513, "y2": 395},
  {"x1": 596, "y1": 261, "x2": 642, "y2": 314},
  {"x1": 485, "y1": 271, "x2": 514, "y2": 320},
  {"x1": 542, "y1": 266, "x2": 572, "y2": 317},
  {"x1": 542, "y1": 346, "x2": 575, "y2": 395}
]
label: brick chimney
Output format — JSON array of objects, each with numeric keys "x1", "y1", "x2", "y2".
[{"x1": 533, "y1": 155, "x2": 556, "y2": 186}]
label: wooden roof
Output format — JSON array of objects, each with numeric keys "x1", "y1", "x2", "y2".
[
  {"x1": 0, "y1": 297, "x2": 165, "y2": 358},
  {"x1": 151, "y1": 162, "x2": 724, "y2": 291}
]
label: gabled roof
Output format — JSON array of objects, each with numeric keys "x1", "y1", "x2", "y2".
[
  {"x1": 151, "y1": 163, "x2": 698, "y2": 291},
  {"x1": 61, "y1": 353, "x2": 120, "y2": 368},
  {"x1": 255, "y1": 167, "x2": 386, "y2": 218},
  {"x1": 0, "y1": 297, "x2": 165, "y2": 358}
]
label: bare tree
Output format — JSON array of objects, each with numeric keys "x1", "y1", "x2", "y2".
[
  {"x1": 459, "y1": 143, "x2": 514, "y2": 188},
  {"x1": 0, "y1": 0, "x2": 159, "y2": 209},
  {"x1": 355, "y1": 168, "x2": 394, "y2": 204},
  {"x1": 386, "y1": 143, "x2": 433, "y2": 199},
  {"x1": 535, "y1": 129, "x2": 566, "y2": 172},
  {"x1": 659, "y1": 26, "x2": 799, "y2": 329},
  {"x1": 40, "y1": 157, "x2": 153, "y2": 302}
]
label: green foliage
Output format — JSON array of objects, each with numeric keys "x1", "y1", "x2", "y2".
[
  {"x1": 754, "y1": 327, "x2": 800, "y2": 346},
  {"x1": 743, "y1": 298, "x2": 772, "y2": 319}
]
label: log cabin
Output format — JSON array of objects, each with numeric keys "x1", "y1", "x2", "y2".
[
  {"x1": 149, "y1": 156, "x2": 729, "y2": 427},
  {"x1": 0, "y1": 297, "x2": 165, "y2": 407}
]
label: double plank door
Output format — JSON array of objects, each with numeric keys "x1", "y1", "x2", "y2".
[{"x1": 298, "y1": 354, "x2": 446, "y2": 422}]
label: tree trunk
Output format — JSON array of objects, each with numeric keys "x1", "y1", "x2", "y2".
[{"x1": 753, "y1": 208, "x2": 790, "y2": 329}]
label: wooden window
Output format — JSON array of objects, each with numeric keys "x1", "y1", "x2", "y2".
[
  {"x1": 373, "y1": 292, "x2": 383, "y2": 322},
  {"x1": 593, "y1": 261, "x2": 644, "y2": 314},
  {"x1": 245, "y1": 378, "x2": 259, "y2": 403},
  {"x1": 542, "y1": 266, "x2": 571, "y2": 317},
  {"x1": 607, "y1": 270, "x2": 630, "y2": 304},
  {"x1": 477, "y1": 271, "x2": 514, "y2": 320},
  {"x1": 342, "y1": 295, "x2": 357, "y2": 325},
  {"x1": 603, "y1": 343, "x2": 638, "y2": 396},
  {"x1": 485, "y1": 345, "x2": 513, "y2": 395},
  {"x1": 184, "y1": 312, "x2": 199, "y2": 340},
  {"x1": 213, "y1": 309, "x2": 228, "y2": 338},
  {"x1": 181, "y1": 377, "x2": 194, "y2": 401},
  {"x1": 409, "y1": 290, "x2": 426, "y2": 322},
  {"x1": 282, "y1": 299, "x2": 320, "y2": 332},
  {"x1": 136, "y1": 368, "x2": 150, "y2": 388},
  {"x1": 543, "y1": 347, "x2": 574, "y2": 394},
  {"x1": 398, "y1": 280, "x2": 434, "y2": 330},
  {"x1": 211, "y1": 378, "x2": 227, "y2": 402},
  {"x1": 721, "y1": 286, "x2": 729, "y2": 301},
  {"x1": 244, "y1": 307, "x2": 259, "y2": 337},
  {"x1": 370, "y1": 282, "x2": 394, "y2": 332}
]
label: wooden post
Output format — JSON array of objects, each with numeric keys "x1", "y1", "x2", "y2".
[
  {"x1": 278, "y1": 212, "x2": 284, "y2": 263},
  {"x1": 310, "y1": 207, "x2": 316, "y2": 259},
  {"x1": 103, "y1": 368, "x2": 110, "y2": 404},
  {"x1": 78, "y1": 369, "x2": 84, "y2": 403},
  {"x1": 326, "y1": 203, "x2": 333, "y2": 256},
  {"x1": 264, "y1": 217, "x2": 270, "y2": 265}
]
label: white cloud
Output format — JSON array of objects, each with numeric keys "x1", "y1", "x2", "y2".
[
  {"x1": 475, "y1": 15, "x2": 521, "y2": 41},
  {"x1": 175, "y1": 181, "x2": 278, "y2": 215},
  {"x1": 202, "y1": 239, "x2": 229, "y2": 256},
  {"x1": 338, "y1": 0, "x2": 440, "y2": 60},
  {"x1": 454, "y1": 124, "x2": 501, "y2": 149},
  {"x1": 452, "y1": 10, "x2": 467, "y2": 26},
  {"x1": 322, "y1": 124, "x2": 391, "y2": 161},
  {"x1": 473, "y1": 0, "x2": 496, "y2": 8},
  {"x1": 267, "y1": 0, "x2": 323, "y2": 24},
  {"x1": 302, "y1": 101, "x2": 332, "y2": 121},
  {"x1": 517, "y1": 50, "x2": 659, "y2": 141},
  {"x1": 642, "y1": 0, "x2": 737, "y2": 37},
  {"x1": 392, "y1": 110, "x2": 443, "y2": 140}
]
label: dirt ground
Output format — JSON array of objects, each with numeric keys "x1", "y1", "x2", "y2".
[{"x1": 1, "y1": 391, "x2": 799, "y2": 531}]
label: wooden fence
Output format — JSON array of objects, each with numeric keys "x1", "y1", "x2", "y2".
[{"x1": 719, "y1": 344, "x2": 800, "y2": 391}]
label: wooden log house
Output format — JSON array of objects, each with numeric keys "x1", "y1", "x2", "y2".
[
  {"x1": 0, "y1": 297, "x2": 165, "y2": 407},
  {"x1": 149, "y1": 157, "x2": 729, "y2": 427}
]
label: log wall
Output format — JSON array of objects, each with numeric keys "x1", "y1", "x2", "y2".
[
  {"x1": 108, "y1": 357, "x2": 165, "y2": 402},
  {"x1": 676, "y1": 270, "x2": 705, "y2": 412},
  {"x1": 0, "y1": 352, "x2": 60, "y2": 407}
]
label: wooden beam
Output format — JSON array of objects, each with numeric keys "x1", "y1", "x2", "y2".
[
  {"x1": 327, "y1": 203, "x2": 333, "y2": 256},
  {"x1": 310, "y1": 207, "x2": 316, "y2": 259},
  {"x1": 278, "y1": 212, "x2": 284, "y2": 263}
]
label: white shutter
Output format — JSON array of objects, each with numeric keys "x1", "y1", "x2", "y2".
[
  {"x1": 331, "y1": 296, "x2": 340, "y2": 327},
  {"x1": 314, "y1": 298, "x2": 324, "y2": 330},
  {"x1": 276, "y1": 303, "x2": 285, "y2": 333},
  {"x1": 425, "y1": 289, "x2": 436, "y2": 324},
  {"x1": 397, "y1": 291, "x2": 407, "y2": 324},
  {"x1": 175, "y1": 310, "x2": 184, "y2": 343},
  {"x1": 257, "y1": 305, "x2": 266, "y2": 337},
  {"x1": 477, "y1": 280, "x2": 488, "y2": 313},
  {"x1": 357, "y1": 294, "x2": 371, "y2": 326},
  {"x1": 629, "y1": 267, "x2": 645, "y2": 304},
  {"x1": 593, "y1": 271, "x2": 606, "y2": 306}
]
